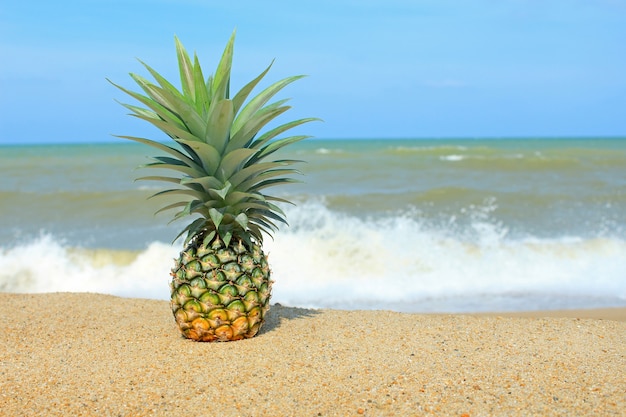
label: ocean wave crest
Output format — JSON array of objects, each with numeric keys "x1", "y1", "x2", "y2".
[{"x1": 2, "y1": 202, "x2": 625, "y2": 313}]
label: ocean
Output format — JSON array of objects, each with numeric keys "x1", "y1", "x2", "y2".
[{"x1": 1, "y1": 138, "x2": 625, "y2": 313}]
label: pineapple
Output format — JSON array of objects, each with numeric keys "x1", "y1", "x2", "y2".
[{"x1": 110, "y1": 31, "x2": 316, "y2": 341}]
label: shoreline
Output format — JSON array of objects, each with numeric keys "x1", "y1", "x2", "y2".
[
  {"x1": 2, "y1": 292, "x2": 625, "y2": 416},
  {"x1": 472, "y1": 306, "x2": 626, "y2": 322}
]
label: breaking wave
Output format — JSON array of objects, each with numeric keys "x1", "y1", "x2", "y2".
[{"x1": 2, "y1": 201, "x2": 625, "y2": 313}]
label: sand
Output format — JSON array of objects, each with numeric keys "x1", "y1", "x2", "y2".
[{"x1": 1, "y1": 293, "x2": 624, "y2": 416}]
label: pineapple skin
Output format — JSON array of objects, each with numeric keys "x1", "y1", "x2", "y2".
[{"x1": 170, "y1": 233, "x2": 272, "y2": 342}]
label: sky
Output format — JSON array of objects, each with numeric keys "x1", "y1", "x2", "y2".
[{"x1": 1, "y1": 0, "x2": 625, "y2": 144}]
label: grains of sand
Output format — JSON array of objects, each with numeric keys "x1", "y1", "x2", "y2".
[{"x1": 1, "y1": 293, "x2": 624, "y2": 416}]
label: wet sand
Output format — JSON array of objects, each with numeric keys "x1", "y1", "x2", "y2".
[{"x1": 1, "y1": 292, "x2": 624, "y2": 416}]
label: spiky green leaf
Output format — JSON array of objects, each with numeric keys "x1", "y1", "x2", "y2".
[
  {"x1": 232, "y1": 62, "x2": 272, "y2": 114},
  {"x1": 135, "y1": 175, "x2": 182, "y2": 184},
  {"x1": 225, "y1": 100, "x2": 290, "y2": 154},
  {"x1": 231, "y1": 75, "x2": 305, "y2": 136},
  {"x1": 109, "y1": 80, "x2": 184, "y2": 131},
  {"x1": 143, "y1": 83, "x2": 205, "y2": 138},
  {"x1": 212, "y1": 182, "x2": 232, "y2": 201},
  {"x1": 137, "y1": 59, "x2": 185, "y2": 102},
  {"x1": 172, "y1": 200, "x2": 207, "y2": 221},
  {"x1": 216, "y1": 148, "x2": 256, "y2": 181},
  {"x1": 140, "y1": 159, "x2": 205, "y2": 178},
  {"x1": 204, "y1": 99, "x2": 234, "y2": 153},
  {"x1": 180, "y1": 175, "x2": 223, "y2": 192},
  {"x1": 148, "y1": 188, "x2": 204, "y2": 201},
  {"x1": 224, "y1": 191, "x2": 265, "y2": 206},
  {"x1": 227, "y1": 160, "x2": 294, "y2": 189},
  {"x1": 248, "y1": 135, "x2": 310, "y2": 166},
  {"x1": 193, "y1": 54, "x2": 210, "y2": 116},
  {"x1": 211, "y1": 30, "x2": 235, "y2": 100},
  {"x1": 251, "y1": 118, "x2": 321, "y2": 149},
  {"x1": 236, "y1": 168, "x2": 300, "y2": 192},
  {"x1": 177, "y1": 140, "x2": 221, "y2": 175},
  {"x1": 175, "y1": 36, "x2": 195, "y2": 100},
  {"x1": 154, "y1": 201, "x2": 189, "y2": 215},
  {"x1": 264, "y1": 195, "x2": 297, "y2": 206},
  {"x1": 119, "y1": 102, "x2": 159, "y2": 120},
  {"x1": 128, "y1": 114, "x2": 202, "y2": 143},
  {"x1": 115, "y1": 135, "x2": 202, "y2": 172},
  {"x1": 175, "y1": 217, "x2": 207, "y2": 245},
  {"x1": 209, "y1": 208, "x2": 224, "y2": 229},
  {"x1": 234, "y1": 213, "x2": 248, "y2": 230}
]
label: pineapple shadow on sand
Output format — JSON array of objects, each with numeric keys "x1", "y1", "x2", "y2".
[{"x1": 256, "y1": 304, "x2": 321, "y2": 337}]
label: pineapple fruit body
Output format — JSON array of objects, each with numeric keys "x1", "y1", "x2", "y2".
[{"x1": 170, "y1": 233, "x2": 271, "y2": 342}]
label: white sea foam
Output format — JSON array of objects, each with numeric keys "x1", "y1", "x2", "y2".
[
  {"x1": 1, "y1": 202, "x2": 625, "y2": 312},
  {"x1": 439, "y1": 153, "x2": 525, "y2": 162},
  {"x1": 0, "y1": 235, "x2": 176, "y2": 300},
  {"x1": 391, "y1": 145, "x2": 469, "y2": 152},
  {"x1": 315, "y1": 148, "x2": 332, "y2": 154},
  {"x1": 313, "y1": 147, "x2": 344, "y2": 155},
  {"x1": 439, "y1": 154, "x2": 466, "y2": 161}
]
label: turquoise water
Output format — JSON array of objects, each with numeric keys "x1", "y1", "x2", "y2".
[{"x1": 1, "y1": 138, "x2": 625, "y2": 312}]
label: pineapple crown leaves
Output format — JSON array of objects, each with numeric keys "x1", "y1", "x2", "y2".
[{"x1": 109, "y1": 30, "x2": 320, "y2": 247}]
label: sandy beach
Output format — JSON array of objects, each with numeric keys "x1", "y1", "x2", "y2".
[{"x1": 1, "y1": 293, "x2": 624, "y2": 416}]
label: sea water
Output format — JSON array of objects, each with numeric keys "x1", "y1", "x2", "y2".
[{"x1": 1, "y1": 138, "x2": 625, "y2": 312}]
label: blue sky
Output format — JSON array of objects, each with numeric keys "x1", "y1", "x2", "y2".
[{"x1": 1, "y1": 0, "x2": 625, "y2": 144}]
